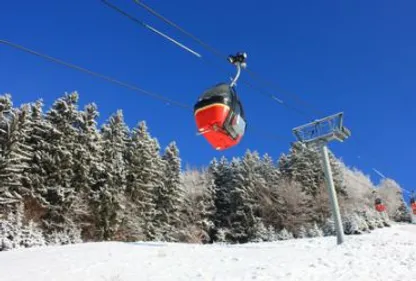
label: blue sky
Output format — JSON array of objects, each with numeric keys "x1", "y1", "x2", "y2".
[{"x1": 1, "y1": 0, "x2": 415, "y2": 201}]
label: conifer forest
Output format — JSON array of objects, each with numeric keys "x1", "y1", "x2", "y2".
[{"x1": 0, "y1": 92, "x2": 412, "y2": 250}]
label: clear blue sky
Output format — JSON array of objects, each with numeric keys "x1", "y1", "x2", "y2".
[{"x1": 1, "y1": 0, "x2": 415, "y2": 201}]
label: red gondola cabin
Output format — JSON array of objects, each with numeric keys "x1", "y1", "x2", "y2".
[
  {"x1": 194, "y1": 83, "x2": 246, "y2": 150},
  {"x1": 411, "y1": 197, "x2": 416, "y2": 215},
  {"x1": 375, "y1": 198, "x2": 386, "y2": 212}
]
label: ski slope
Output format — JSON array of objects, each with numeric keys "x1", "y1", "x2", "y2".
[{"x1": 0, "y1": 224, "x2": 415, "y2": 281}]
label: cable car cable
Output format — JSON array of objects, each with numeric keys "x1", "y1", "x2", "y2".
[
  {"x1": 101, "y1": 0, "x2": 201, "y2": 58},
  {"x1": 101, "y1": 0, "x2": 308, "y2": 120},
  {"x1": 102, "y1": 0, "x2": 317, "y2": 119},
  {"x1": 242, "y1": 79, "x2": 314, "y2": 118},
  {"x1": 132, "y1": 0, "x2": 225, "y2": 61},
  {"x1": 131, "y1": 0, "x2": 325, "y2": 117},
  {"x1": 0, "y1": 39, "x2": 291, "y2": 143},
  {"x1": 0, "y1": 39, "x2": 192, "y2": 110}
]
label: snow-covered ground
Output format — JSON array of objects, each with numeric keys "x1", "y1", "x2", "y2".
[{"x1": 1, "y1": 223, "x2": 415, "y2": 281}]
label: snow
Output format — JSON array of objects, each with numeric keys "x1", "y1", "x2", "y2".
[{"x1": 1, "y1": 223, "x2": 416, "y2": 281}]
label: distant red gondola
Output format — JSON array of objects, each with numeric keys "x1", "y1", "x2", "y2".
[
  {"x1": 411, "y1": 203, "x2": 416, "y2": 215},
  {"x1": 374, "y1": 198, "x2": 386, "y2": 212},
  {"x1": 410, "y1": 196, "x2": 416, "y2": 215},
  {"x1": 194, "y1": 52, "x2": 247, "y2": 150}
]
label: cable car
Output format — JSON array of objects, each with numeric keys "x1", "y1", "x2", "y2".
[
  {"x1": 410, "y1": 195, "x2": 416, "y2": 215},
  {"x1": 194, "y1": 52, "x2": 247, "y2": 150},
  {"x1": 374, "y1": 198, "x2": 386, "y2": 212},
  {"x1": 411, "y1": 203, "x2": 416, "y2": 215}
]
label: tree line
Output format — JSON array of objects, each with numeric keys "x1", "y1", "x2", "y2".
[{"x1": 0, "y1": 92, "x2": 411, "y2": 250}]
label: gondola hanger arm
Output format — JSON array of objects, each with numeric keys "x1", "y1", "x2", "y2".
[{"x1": 228, "y1": 52, "x2": 247, "y2": 87}]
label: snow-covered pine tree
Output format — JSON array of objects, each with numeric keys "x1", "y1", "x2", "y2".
[
  {"x1": 296, "y1": 225, "x2": 308, "y2": 238},
  {"x1": 356, "y1": 212, "x2": 370, "y2": 233},
  {"x1": 124, "y1": 121, "x2": 163, "y2": 241},
  {"x1": 214, "y1": 228, "x2": 229, "y2": 243},
  {"x1": 309, "y1": 182, "x2": 331, "y2": 226},
  {"x1": 394, "y1": 200, "x2": 412, "y2": 223},
  {"x1": 277, "y1": 227, "x2": 294, "y2": 240},
  {"x1": 257, "y1": 153, "x2": 283, "y2": 227},
  {"x1": 362, "y1": 208, "x2": 379, "y2": 230},
  {"x1": 0, "y1": 95, "x2": 33, "y2": 207},
  {"x1": 7, "y1": 105, "x2": 33, "y2": 197},
  {"x1": 250, "y1": 220, "x2": 269, "y2": 242},
  {"x1": 209, "y1": 156, "x2": 234, "y2": 242},
  {"x1": 199, "y1": 169, "x2": 216, "y2": 242},
  {"x1": 377, "y1": 178, "x2": 408, "y2": 222},
  {"x1": 273, "y1": 178, "x2": 311, "y2": 234},
  {"x1": 278, "y1": 144, "x2": 323, "y2": 197},
  {"x1": 74, "y1": 103, "x2": 104, "y2": 240},
  {"x1": 155, "y1": 141, "x2": 184, "y2": 241},
  {"x1": 0, "y1": 202, "x2": 24, "y2": 250},
  {"x1": 13, "y1": 105, "x2": 35, "y2": 197},
  {"x1": 39, "y1": 92, "x2": 83, "y2": 233},
  {"x1": 147, "y1": 137, "x2": 167, "y2": 240},
  {"x1": 307, "y1": 222, "x2": 323, "y2": 238},
  {"x1": 92, "y1": 110, "x2": 129, "y2": 240},
  {"x1": 322, "y1": 216, "x2": 336, "y2": 236},
  {"x1": 228, "y1": 157, "x2": 246, "y2": 242},
  {"x1": 17, "y1": 99, "x2": 58, "y2": 227},
  {"x1": 0, "y1": 203, "x2": 45, "y2": 251},
  {"x1": 266, "y1": 224, "x2": 278, "y2": 241},
  {"x1": 342, "y1": 212, "x2": 362, "y2": 235},
  {"x1": 45, "y1": 224, "x2": 82, "y2": 246},
  {"x1": 20, "y1": 220, "x2": 46, "y2": 248},
  {"x1": 277, "y1": 144, "x2": 348, "y2": 229},
  {"x1": 0, "y1": 95, "x2": 12, "y2": 207},
  {"x1": 339, "y1": 164, "x2": 375, "y2": 213},
  {"x1": 258, "y1": 153, "x2": 281, "y2": 189},
  {"x1": 180, "y1": 167, "x2": 215, "y2": 243},
  {"x1": 278, "y1": 143, "x2": 346, "y2": 197},
  {"x1": 229, "y1": 150, "x2": 266, "y2": 243}
]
